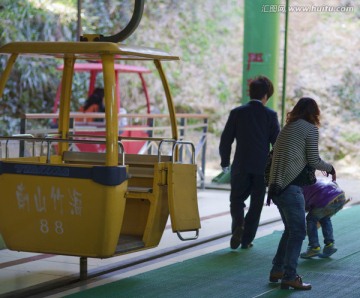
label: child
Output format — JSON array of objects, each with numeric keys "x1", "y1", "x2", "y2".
[{"x1": 300, "y1": 179, "x2": 350, "y2": 259}]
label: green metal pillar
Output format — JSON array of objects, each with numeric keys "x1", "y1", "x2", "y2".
[{"x1": 242, "y1": 0, "x2": 281, "y2": 110}]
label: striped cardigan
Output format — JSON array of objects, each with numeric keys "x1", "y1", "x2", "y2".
[{"x1": 268, "y1": 119, "x2": 333, "y2": 197}]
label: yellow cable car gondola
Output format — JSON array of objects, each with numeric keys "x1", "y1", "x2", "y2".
[{"x1": 0, "y1": 2, "x2": 201, "y2": 277}]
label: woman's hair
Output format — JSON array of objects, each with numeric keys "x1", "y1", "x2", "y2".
[
  {"x1": 249, "y1": 75, "x2": 274, "y2": 100},
  {"x1": 83, "y1": 88, "x2": 105, "y2": 111},
  {"x1": 286, "y1": 97, "x2": 320, "y2": 126}
]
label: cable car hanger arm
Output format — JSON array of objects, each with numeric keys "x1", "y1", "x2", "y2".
[{"x1": 80, "y1": 0, "x2": 144, "y2": 43}]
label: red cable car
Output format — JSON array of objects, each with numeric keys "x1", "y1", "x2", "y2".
[{"x1": 53, "y1": 62, "x2": 152, "y2": 154}]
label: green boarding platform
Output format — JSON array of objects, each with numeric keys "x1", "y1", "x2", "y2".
[
  {"x1": 67, "y1": 205, "x2": 360, "y2": 298},
  {"x1": 212, "y1": 170, "x2": 230, "y2": 184}
]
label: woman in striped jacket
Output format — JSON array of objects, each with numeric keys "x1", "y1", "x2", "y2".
[{"x1": 268, "y1": 97, "x2": 336, "y2": 291}]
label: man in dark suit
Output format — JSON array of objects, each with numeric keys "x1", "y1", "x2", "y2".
[{"x1": 219, "y1": 75, "x2": 280, "y2": 249}]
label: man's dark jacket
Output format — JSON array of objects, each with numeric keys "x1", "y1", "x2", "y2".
[{"x1": 219, "y1": 100, "x2": 280, "y2": 175}]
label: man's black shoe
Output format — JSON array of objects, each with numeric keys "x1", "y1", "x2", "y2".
[
  {"x1": 230, "y1": 226, "x2": 243, "y2": 249},
  {"x1": 241, "y1": 243, "x2": 254, "y2": 249}
]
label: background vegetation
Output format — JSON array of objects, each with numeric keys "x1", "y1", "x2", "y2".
[{"x1": 0, "y1": 0, "x2": 359, "y2": 174}]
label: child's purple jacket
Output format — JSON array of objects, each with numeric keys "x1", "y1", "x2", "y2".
[{"x1": 302, "y1": 180, "x2": 344, "y2": 210}]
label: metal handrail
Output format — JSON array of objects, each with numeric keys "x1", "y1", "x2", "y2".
[
  {"x1": 19, "y1": 113, "x2": 208, "y2": 187},
  {"x1": 0, "y1": 135, "x2": 125, "y2": 165},
  {"x1": 176, "y1": 230, "x2": 199, "y2": 241},
  {"x1": 5, "y1": 134, "x2": 35, "y2": 158},
  {"x1": 68, "y1": 132, "x2": 169, "y2": 142},
  {"x1": 158, "y1": 139, "x2": 195, "y2": 164}
]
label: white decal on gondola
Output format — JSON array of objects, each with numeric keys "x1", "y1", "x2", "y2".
[
  {"x1": 69, "y1": 188, "x2": 82, "y2": 216},
  {"x1": 15, "y1": 184, "x2": 82, "y2": 220},
  {"x1": 16, "y1": 183, "x2": 30, "y2": 211},
  {"x1": 39, "y1": 219, "x2": 64, "y2": 234},
  {"x1": 54, "y1": 220, "x2": 64, "y2": 234},
  {"x1": 51, "y1": 187, "x2": 64, "y2": 215},
  {"x1": 34, "y1": 186, "x2": 47, "y2": 213},
  {"x1": 40, "y1": 219, "x2": 49, "y2": 234}
]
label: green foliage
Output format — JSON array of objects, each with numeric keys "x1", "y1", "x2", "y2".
[
  {"x1": 80, "y1": 1, "x2": 132, "y2": 36},
  {"x1": 0, "y1": 0, "x2": 78, "y2": 135},
  {"x1": 332, "y1": 69, "x2": 360, "y2": 120},
  {"x1": 215, "y1": 80, "x2": 231, "y2": 104},
  {"x1": 342, "y1": 131, "x2": 360, "y2": 144},
  {"x1": 0, "y1": 0, "x2": 135, "y2": 135},
  {"x1": 0, "y1": 0, "x2": 243, "y2": 138},
  {"x1": 0, "y1": 1, "x2": 77, "y2": 44}
]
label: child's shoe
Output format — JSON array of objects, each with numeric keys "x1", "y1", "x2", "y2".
[
  {"x1": 319, "y1": 243, "x2": 337, "y2": 258},
  {"x1": 300, "y1": 246, "x2": 321, "y2": 259}
]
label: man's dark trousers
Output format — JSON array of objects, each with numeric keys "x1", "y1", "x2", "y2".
[{"x1": 230, "y1": 171, "x2": 266, "y2": 246}]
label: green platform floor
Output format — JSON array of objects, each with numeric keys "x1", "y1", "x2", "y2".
[{"x1": 67, "y1": 205, "x2": 360, "y2": 298}]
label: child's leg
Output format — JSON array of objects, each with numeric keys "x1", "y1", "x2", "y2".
[
  {"x1": 319, "y1": 216, "x2": 334, "y2": 245},
  {"x1": 318, "y1": 216, "x2": 337, "y2": 258},
  {"x1": 306, "y1": 212, "x2": 320, "y2": 248},
  {"x1": 300, "y1": 212, "x2": 321, "y2": 258}
]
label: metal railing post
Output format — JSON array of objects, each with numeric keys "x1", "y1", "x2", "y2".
[
  {"x1": 80, "y1": 257, "x2": 87, "y2": 280},
  {"x1": 19, "y1": 117, "x2": 26, "y2": 157},
  {"x1": 179, "y1": 117, "x2": 185, "y2": 162},
  {"x1": 200, "y1": 118, "x2": 208, "y2": 189}
]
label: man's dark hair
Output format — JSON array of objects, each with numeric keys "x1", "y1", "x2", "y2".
[{"x1": 249, "y1": 76, "x2": 274, "y2": 100}]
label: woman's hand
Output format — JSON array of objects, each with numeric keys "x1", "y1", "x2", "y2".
[
  {"x1": 331, "y1": 172, "x2": 336, "y2": 182},
  {"x1": 328, "y1": 166, "x2": 336, "y2": 182}
]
